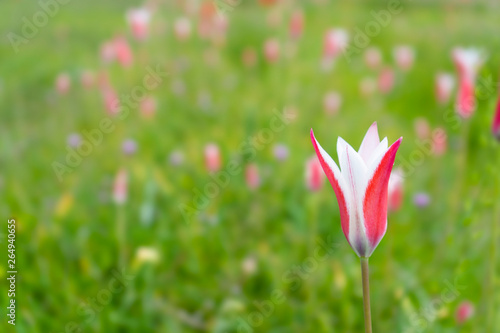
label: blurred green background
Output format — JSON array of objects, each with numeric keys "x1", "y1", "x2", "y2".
[{"x1": 1, "y1": 0, "x2": 500, "y2": 332}]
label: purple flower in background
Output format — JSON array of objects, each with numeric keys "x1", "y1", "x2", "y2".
[
  {"x1": 122, "y1": 139, "x2": 138, "y2": 155},
  {"x1": 67, "y1": 133, "x2": 82, "y2": 148},
  {"x1": 273, "y1": 144, "x2": 289, "y2": 161},
  {"x1": 413, "y1": 192, "x2": 430, "y2": 208}
]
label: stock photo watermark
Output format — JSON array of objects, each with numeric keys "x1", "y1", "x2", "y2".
[
  {"x1": 51, "y1": 65, "x2": 168, "y2": 182},
  {"x1": 178, "y1": 108, "x2": 296, "y2": 224}
]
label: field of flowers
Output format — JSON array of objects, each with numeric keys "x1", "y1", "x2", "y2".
[{"x1": 1, "y1": 0, "x2": 500, "y2": 332}]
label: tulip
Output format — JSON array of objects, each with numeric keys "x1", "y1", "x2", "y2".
[
  {"x1": 491, "y1": 91, "x2": 500, "y2": 140},
  {"x1": 100, "y1": 41, "x2": 116, "y2": 64},
  {"x1": 393, "y1": 45, "x2": 415, "y2": 71},
  {"x1": 305, "y1": 156, "x2": 324, "y2": 191},
  {"x1": 113, "y1": 168, "x2": 128, "y2": 205},
  {"x1": 452, "y1": 48, "x2": 484, "y2": 118},
  {"x1": 414, "y1": 117, "x2": 431, "y2": 141},
  {"x1": 113, "y1": 36, "x2": 133, "y2": 68},
  {"x1": 245, "y1": 164, "x2": 260, "y2": 190},
  {"x1": 364, "y1": 47, "x2": 382, "y2": 69},
  {"x1": 204, "y1": 143, "x2": 221, "y2": 172},
  {"x1": 101, "y1": 86, "x2": 120, "y2": 115},
  {"x1": 289, "y1": 9, "x2": 304, "y2": 40},
  {"x1": 323, "y1": 91, "x2": 342, "y2": 116},
  {"x1": 311, "y1": 122, "x2": 402, "y2": 332},
  {"x1": 264, "y1": 38, "x2": 280, "y2": 63},
  {"x1": 378, "y1": 67, "x2": 395, "y2": 94},
  {"x1": 431, "y1": 127, "x2": 447, "y2": 156},
  {"x1": 388, "y1": 168, "x2": 404, "y2": 212},
  {"x1": 435, "y1": 72, "x2": 455, "y2": 105},
  {"x1": 140, "y1": 96, "x2": 157, "y2": 119},
  {"x1": 322, "y1": 28, "x2": 348, "y2": 71},
  {"x1": 455, "y1": 301, "x2": 474, "y2": 325},
  {"x1": 126, "y1": 8, "x2": 151, "y2": 41},
  {"x1": 55, "y1": 73, "x2": 71, "y2": 95},
  {"x1": 174, "y1": 17, "x2": 192, "y2": 41}
]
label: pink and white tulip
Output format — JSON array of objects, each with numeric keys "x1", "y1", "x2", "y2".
[
  {"x1": 114, "y1": 36, "x2": 133, "y2": 68},
  {"x1": 393, "y1": 45, "x2": 415, "y2": 71},
  {"x1": 435, "y1": 72, "x2": 455, "y2": 105},
  {"x1": 364, "y1": 47, "x2": 382, "y2": 69},
  {"x1": 263, "y1": 38, "x2": 280, "y2": 63},
  {"x1": 305, "y1": 156, "x2": 324, "y2": 191},
  {"x1": 322, "y1": 28, "x2": 348, "y2": 69},
  {"x1": 323, "y1": 91, "x2": 342, "y2": 116},
  {"x1": 174, "y1": 17, "x2": 192, "y2": 41},
  {"x1": 311, "y1": 122, "x2": 402, "y2": 257},
  {"x1": 431, "y1": 127, "x2": 447, "y2": 156},
  {"x1": 245, "y1": 164, "x2": 260, "y2": 190},
  {"x1": 289, "y1": 9, "x2": 304, "y2": 40},
  {"x1": 378, "y1": 67, "x2": 395, "y2": 94},
  {"x1": 126, "y1": 8, "x2": 151, "y2": 41},
  {"x1": 56, "y1": 73, "x2": 71, "y2": 95},
  {"x1": 204, "y1": 143, "x2": 221, "y2": 173},
  {"x1": 452, "y1": 48, "x2": 484, "y2": 118},
  {"x1": 455, "y1": 301, "x2": 474, "y2": 325},
  {"x1": 113, "y1": 168, "x2": 128, "y2": 205}
]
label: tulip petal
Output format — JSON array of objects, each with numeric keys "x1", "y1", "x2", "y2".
[
  {"x1": 363, "y1": 137, "x2": 402, "y2": 256},
  {"x1": 358, "y1": 122, "x2": 380, "y2": 164},
  {"x1": 310, "y1": 130, "x2": 351, "y2": 241}
]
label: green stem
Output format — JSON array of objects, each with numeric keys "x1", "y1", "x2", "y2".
[{"x1": 360, "y1": 257, "x2": 372, "y2": 333}]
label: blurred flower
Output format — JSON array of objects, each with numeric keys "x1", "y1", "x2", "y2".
[
  {"x1": 322, "y1": 28, "x2": 349, "y2": 69},
  {"x1": 242, "y1": 256, "x2": 257, "y2": 275},
  {"x1": 452, "y1": 48, "x2": 485, "y2": 118},
  {"x1": 174, "y1": 17, "x2": 192, "y2": 41},
  {"x1": 198, "y1": 90, "x2": 212, "y2": 111},
  {"x1": 393, "y1": 45, "x2": 415, "y2": 71},
  {"x1": 413, "y1": 192, "x2": 430, "y2": 208},
  {"x1": 323, "y1": 91, "x2": 342, "y2": 116},
  {"x1": 263, "y1": 38, "x2": 280, "y2": 63},
  {"x1": 169, "y1": 150, "x2": 184, "y2": 166},
  {"x1": 360, "y1": 77, "x2": 376, "y2": 97},
  {"x1": 289, "y1": 9, "x2": 304, "y2": 40},
  {"x1": 311, "y1": 122, "x2": 402, "y2": 257},
  {"x1": 171, "y1": 79, "x2": 186, "y2": 96},
  {"x1": 364, "y1": 47, "x2": 382, "y2": 69},
  {"x1": 113, "y1": 168, "x2": 128, "y2": 205},
  {"x1": 431, "y1": 127, "x2": 447, "y2": 156},
  {"x1": 378, "y1": 67, "x2": 395, "y2": 94},
  {"x1": 135, "y1": 246, "x2": 160, "y2": 265},
  {"x1": 204, "y1": 143, "x2": 221, "y2": 172},
  {"x1": 492, "y1": 93, "x2": 500, "y2": 140},
  {"x1": 245, "y1": 164, "x2": 260, "y2": 190},
  {"x1": 273, "y1": 143, "x2": 289, "y2": 161},
  {"x1": 101, "y1": 86, "x2": 120, "y2": 115},
  {"x1": 100, "y1": 41, "x2": 115, "y2": 63},
  {"x1": 414, "y1": 117, "x2": 431, "y2": 140},
  {"x1": 388, "y1": 168, "x2": 404, "y2": 212},
  {"x1": 55, "y1": 73, "x2": 71, "y2": 95},
  {"x1": 114, "y1": 36, "x2": 133, "y2": 68},
  {"x1": 305, "y1": 156, "x2": 324, "y2": 191},
  {"x1": 67, "y1": 133, "x2": 82, "y2": 148},
  {"x1": 140, "y1": 96, "x2": 157, "y2": 118},
  {"x1": 455, "y1": 301, "x2": 474, "y2": 325},
  {"x1": 435, "y1": 72, "x2": 455, "y2": 105},
  {"x1": 242, "y1": 47, "x2": 257, "y2": 68},
  {"x1": 122, "y1": 139, "x2": 138, "y2": 155},
  {"x1": 80, "y1": 70, "x2": 94, "y2": 89},
  {"x1": 126, "y1": 8, "x2": 151, "y2": 41}
]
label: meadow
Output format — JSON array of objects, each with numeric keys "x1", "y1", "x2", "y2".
[{"x1": 1, "y1": 0, "x2": 500, "y2": 332}]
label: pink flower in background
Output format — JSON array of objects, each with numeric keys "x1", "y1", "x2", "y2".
[
  {"x1": 264, "y1": 38, "x2": 280, "y2": 63},
  {"x1": 126, "y1": 8, "x2": 151, "y2": 41},
  {"x1": 435, "y1": 72, "x2": 455, "y2": 105},
  {"x1": 113, "y1": 169, "x2": 128, "y2": 205},
  {"x1": 388, "y1": 168, "x2": 404, "y2": 212},
  {"x1": 289, "y1": 9, "x2": 304, "y2": 40},
  {"x1": 492, "y1": 92, "x2": 500, "y2": 140},
  {"x1": 245, "y1": 164, "x2": 260, "y2": 190},
  {"x1": 67, "y1": 133, "x2": 81, "y2": 148},
  {"x1": 414, "y1": 118, "x2": 431, "y2": 140},
  {"x1": 378, "y1": 67, "x2": 395, "y2": 94},
  {"x1": 122, "y1": 139, "x2": 138, "y2": 155},
  {"x1": 114, "y1": 36, "x2": 133, "y2": 68},
  {"x1": 452, "y1": 48, "x2": 484, "y2": 118},
  {"x1": 305, "y1": 156, "x2": 324, "y2": 191},
  {"x1": 56, "y1": 73, "x2": 71, "y2": 95},
  {"x1": 80, "y1": 70, "x2": 94, "y2": 89},
  {"x1": 174, "y1": 17, "x2": 192, "y2": 41},
  {"x1": 364, "y1": 47, "x2": 382, "y2": 69},
  {"x1": 393, "y1": 45, "x2": 415, "y2": 71},
  {"x1": 273, "y1": 144, "x2": 289, "y2": 161},
  {"x1": 101, "y1": 86, "x2": 120, "y2": 115},
  {"x1": 413, "y1": 192, "x2": 430, "y2": 208},
  {"x1": 242, "y1": 47, "x2": 258, "y2": 68},
  {"x1": 455, "y1": 301, "x2": 474, "y2": 325},
  {"x1": 100, "y1": 41, "x2": 116, "y2": 64},
  {"x1": 140, "y1": 96, "x2": 157, "y2": 119},
  {"x1": 311, "y1": 122, "x2": 402, "y2": 257},
  {"x1": 431, "y1": 127, "x2": 447, "y2": 156},
  {"x1": 204, "y1": 143, "x2": 221, "y2": 172},
  {"x1": 323, "y1": 91, "x2": 342, "y2": 116},
  {"x1": 360, "y1": 77, "x2": 376, "y2": 97},
  {"x1": 322, "y1": 28, "x2": 348, "y2": 69}
]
